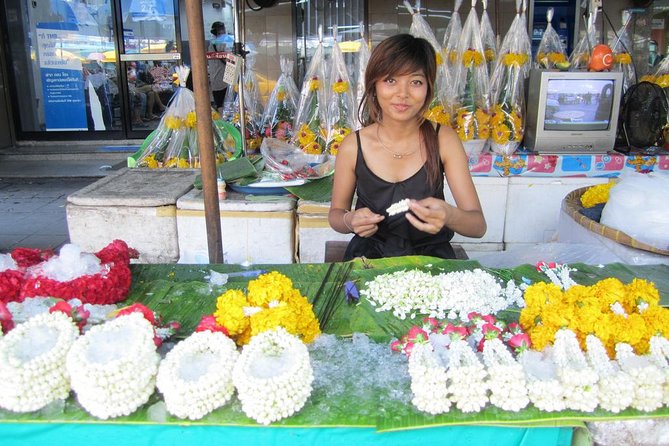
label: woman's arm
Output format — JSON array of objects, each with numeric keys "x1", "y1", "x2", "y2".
[
  {"x1": 405, "y1": 125, "x2": 487, "y2": 238},
  {"x1": 328, "y1": 131, "x2": 384, "y2": 236}
]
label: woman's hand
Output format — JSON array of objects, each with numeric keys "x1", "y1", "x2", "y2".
[
  {"x1": 348, "y1": 208, "x2": 385, "y2": 238},
  {"x1": 405, "y1": 198, "x2": 451, "y2": 234}
]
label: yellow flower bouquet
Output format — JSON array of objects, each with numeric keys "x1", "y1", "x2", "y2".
[
  {"x1": 489, "y1": 52, "x2": 529, "y2": 155},
  {"x1": 450, "y1": 3, "x2": 492, "y2": 155},
  {"x1": 293, "y1": 43, "x2": 328, "y2": 155},
  {"x1": 325, "y1": 36, "x2": 357, "y2": 156},
  {"x1": 213, "y1": 271, "x2": 321, "y2": 346},
  {"x1": 534, "y1": 8, "x2": 568, "y2": 70}
]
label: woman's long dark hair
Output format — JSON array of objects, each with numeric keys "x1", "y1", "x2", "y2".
[{"x1": 359, "y1": 34, "x2": 441, "y2": 188}]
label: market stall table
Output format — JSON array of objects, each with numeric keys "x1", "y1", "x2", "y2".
[{"x1": 1, "y1": 259, "x2": 669, "y2": 446}]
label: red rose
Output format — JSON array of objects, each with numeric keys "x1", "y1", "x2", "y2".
[{"x1": 195, "y1": 315, "x2": 228, "y2": 335}]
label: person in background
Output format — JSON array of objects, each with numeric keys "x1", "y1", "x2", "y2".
[
  {"x1": 328, "y1": 34, "x2": 486, "y2": 260},
  {"x1": 649, "y1": 40, "x2": 664, "y2": 68},
  {"x1": 208, "y1": 21, "x2": 231, "y2": 111},
  {"x1": 127, "y1": 62, "x2": 166, "y2": 120}
]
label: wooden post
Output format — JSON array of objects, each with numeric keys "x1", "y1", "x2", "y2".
[{"x1": 184, "y1": 0, "x2": 224, "y2": 263}]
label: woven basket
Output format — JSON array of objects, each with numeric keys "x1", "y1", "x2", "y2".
[{"x1": 561, "y1": 187, "x2": 669, "y2": 256}]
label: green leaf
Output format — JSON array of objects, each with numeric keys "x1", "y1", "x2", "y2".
[{"x1": 285, "y1": 176, "x2": 333, "y2": 202}]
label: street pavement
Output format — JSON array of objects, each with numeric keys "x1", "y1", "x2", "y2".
[{"x1": 0, "y1": 143, "x2": 137, "y2": 253}]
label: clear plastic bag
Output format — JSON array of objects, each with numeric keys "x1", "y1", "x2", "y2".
[
  {"x1": 569, "y1": 7, "x2": 597, "y2": 71},
  {"x1": 600, "y1": 172, "x2": 669, "y2": 251},
  {"x1": 404, "y1": 0, "x2": 452, "y2": 127},
  {"x1": 325, "y1": 28, "x2": 357, "y2": 156},
  {"x1": 488, "y1": 0, "x2": 531, "y2": 155},
  {"x1": 293, "y1": 34, "x2": 328, "y2": 155},
  {"x1": 611, "y1": 15, "x2": 636, "y2": 95},
  {"x1": 642, "y1": 54, "x2": 669, "y2": 88},
  {"x1": 535, "y1": 8, "x2": 568, "y2": 69},
  {"x1": 353, "y1": 26, "x2": 371, "y2": 123},
  {"x1": 262, "y1": 57, "x2": 298, "y2": 141},
  {"x1": 480, "y1": 0, "x2": 497, "y2": 77},
  {"x1": 441, "y1": 0, "x2": 463, "y2": 80},
  {"x1": 135, "y1": 66, "x2": 231, "y2": 168},
  {"x1": 451, "y1": 0, "x2": 491, "y2": 153},
  {"x1": 260, "y1": 137, "x2": 335, "y2": 180}
]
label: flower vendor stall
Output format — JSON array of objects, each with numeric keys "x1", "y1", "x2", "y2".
[{"x1": 1, "y1": 243, "x2": 669, "y2": 445}]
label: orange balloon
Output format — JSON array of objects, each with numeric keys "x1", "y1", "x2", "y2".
[{"x1": 589, "y1": 44, "x2": 614, "y2": 71}]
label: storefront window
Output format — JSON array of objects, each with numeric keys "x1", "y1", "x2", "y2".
[{"x1": 6, "y1": 0, "x2": 120, "y2": 134}]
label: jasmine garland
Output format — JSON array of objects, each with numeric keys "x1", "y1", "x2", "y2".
[
  {"x1": 157, "y1": 330, "x2": 239, "y2": 420},
  {"x1": 233, "y1": 327, "x2": 313, "y2": 425},
  {"x1": 66, "y1": 312, "x2": 160, "y2": 419},
  {"x1": 0, "y1": 311, "x2": 79, "y2": 412}
]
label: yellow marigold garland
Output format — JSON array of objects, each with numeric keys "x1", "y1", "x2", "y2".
[
  {"x1": 213, "y1": 271, "x2": 321, "y2": 346},
  {"x1": 615, "y1": 53, "x2": 632, "y2": 65},
  {"x1": 580, "y1": 180, "x2": 616, "y2": 208},
  {"x1": 462, "y1": 49, "x2": 484, "y2": 67},
  {"x1": 519, "y1": 277, "x2": 669, "y2": 358}
]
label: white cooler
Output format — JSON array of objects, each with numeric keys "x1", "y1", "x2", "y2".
[
  {"x1": 66, "y1": 168, "x2": 198, "y2": 263},
  {"x1": 296, "y1": 200, "x2": 353, "y2": 263},
  {"x1": 176, "y1": 190, "x2": 296, "y2": 264}
]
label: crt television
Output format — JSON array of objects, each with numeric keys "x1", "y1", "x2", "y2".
[{"x1": 524, "y1": 69, "x2": 623, "y2": 154}]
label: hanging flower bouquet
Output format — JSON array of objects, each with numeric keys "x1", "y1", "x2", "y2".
[
  {"x1": 452, "y1": 1, "x2": 491, "y2": 155},
  {"x1": 19, "y1": 240, "x2": 138, "y2": 306},
  {"x1": 212, "y1": 271, "x2": 321, "y2": 346},
  {"x1": 293, "y1": 42, "x2": 327, "y2": 155},
  {"x1": 0, "y1": 311, "x2": 79, "y2": 413},
  {"x1": 488, "y1": 1, "x2": 531, "y2": 155},
  {"x1": 65, "y1": 312, "x2": 160, "y2": 419},
  {"x1": 262, "y1": 57, "x2": 299, "y2": 141},
  {"x1": 326, "y1": 34, "x2": 357, "y2": 155},
  {"x1": 534, "y1": 8, "x2": 568, "y2": 70},
  {"x1": 480, "y1": 0, "x2": 498, "y2": 76},
  {"x1": 134, "y1": 66, "x2": 234, "y2": 168},
  {"x1": 404, "y1": 0, "x2": 453, "y2": 127},
  {"x1": 156, "y1": 330, "x2": 239, "y2": 420}
]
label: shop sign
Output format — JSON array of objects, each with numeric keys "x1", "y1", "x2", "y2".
[{"x1": 36, "y1": 22, "x2": 87, "y2": 131}]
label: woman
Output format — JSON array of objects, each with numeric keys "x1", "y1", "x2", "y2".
[{"x1": 328, "y1": 34, "x2": 486, "y2": 260}]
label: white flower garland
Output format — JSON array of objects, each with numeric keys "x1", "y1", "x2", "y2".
[
  {"x1": 615, "y1": 343, "x2": 665, "y2": 412},
  {"x1": 157, "y1": 330, "x2": 239, "y2": 420},
  {"x1": 446, "y1": 339, "x2": 488, "y2": 413},
  {"x1": 407, "y1": 343, "x2": 451, "y2": 414},
  {"x1": 519, "y1": 350, "x2": 566, "y2": 412},
  {"x1": 482, "y1": 338, "x2": 529, "y2": 412},
  {"x1": 585, "y1": 335, "x2": 633, "y2": 413},
  {"x1": 361, "y1": 268, "x2": 522, "y2": 321},
  {"x1": 386, "y1": 198, "x2": 411, "y2": 216},
  {"x1": 552, "y1": 329, "x2": 599, "y2": 412},
  {"x1": 233, "y1": 327, "x2": 313, "y2": 425},
  {"x1": 66, "y1": 312, "x2": 160, "y2": 419},
  {"x1": 0, "y1": 312, "x2": 79, "y2": 412},
  {"x1": 649, "y1": 335, "x2": 669, "y2": 405}
]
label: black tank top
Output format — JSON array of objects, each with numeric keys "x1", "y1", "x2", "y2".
[{"x1": 343, "y1": 130, "x2": 455, "y2": 260}]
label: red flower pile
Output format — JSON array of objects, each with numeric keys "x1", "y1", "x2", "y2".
[
  {"x1": 0, "y1": 247, "x2": 56, "y2": 305},
  {"x1": 19, "y1": 240, "x2": 139, "y2": 305},
  {"x1": 115, "y1": 302, "x2": 181, "y2": 347},
  {"x1": 391, "y1": 313, "x2": 531, "y2": 358}
]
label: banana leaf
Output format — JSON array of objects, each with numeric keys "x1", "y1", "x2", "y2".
[
  {"x1": 285, "y1": 175, "x2": 333, "y2": 202},
  {"x1": 2, "y1": 258, "x2": 667, "y2": 431}
]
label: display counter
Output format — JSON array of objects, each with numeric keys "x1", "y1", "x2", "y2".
[{"x1": 2, "y1": 260, "x2": 669, "y2": 446}]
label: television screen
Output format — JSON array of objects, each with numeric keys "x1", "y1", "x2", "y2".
[{"x1": 543, "y1": 78, "x2": 616, "y2": 131}]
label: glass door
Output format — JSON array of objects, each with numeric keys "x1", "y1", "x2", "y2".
[{"x1": 116, "y1": 0, "x2": 181, "y2": 137}]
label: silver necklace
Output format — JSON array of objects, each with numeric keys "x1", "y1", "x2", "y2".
[{"x1": 376, "y1": 126, "x2": 419, "y2": 159}]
